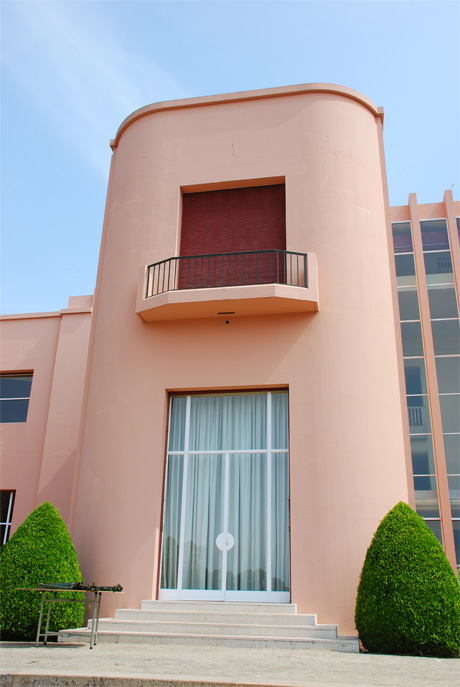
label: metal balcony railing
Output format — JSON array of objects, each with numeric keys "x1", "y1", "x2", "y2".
[
  {"x1": 408, "y1": 403, "x2": 431, "y2": 434},
  {"x1": 146, "y1": 250, "x2": 308, "y2": 298}
]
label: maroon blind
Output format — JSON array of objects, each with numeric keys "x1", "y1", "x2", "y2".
[{"x1": 179, "y1": 185, "x2": 286, "y2": 288}]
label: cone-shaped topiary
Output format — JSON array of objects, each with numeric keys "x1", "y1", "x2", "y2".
[
  {"x1": 0, "y1": 501, "x2": 85, "y2": 640},
  {"x1": 355, "y1": 501, "x2": 460, "y2": 657}
]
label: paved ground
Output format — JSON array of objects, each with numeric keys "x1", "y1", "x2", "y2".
[{"x1": 0, "y1": 642, "x2": 459, "y2": 687}]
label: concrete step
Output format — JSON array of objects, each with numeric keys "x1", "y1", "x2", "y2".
[
  {"x1": 58, "y1": 601, "x2": 360, "y2": 653},
  {"x1": 94, "y1": 618, "x2": 338, "y2": 640},
  {"x1": 115, "y1": 608, "x2": 318, "y2": 626},
  {"x1": 59, "y1": 628, "x2": 359, "y2": 652},
  {"x1": 140, "y1": 600, "x2": 297, "y2": 614}
]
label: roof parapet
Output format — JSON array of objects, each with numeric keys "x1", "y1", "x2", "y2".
[{"x1": 110, "y1": 82, "x2": 382, "y2": 151}]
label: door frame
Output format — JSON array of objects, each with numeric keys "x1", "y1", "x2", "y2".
[{"x1": 158, "y1": 391, "x2": 290, "y2": 603}]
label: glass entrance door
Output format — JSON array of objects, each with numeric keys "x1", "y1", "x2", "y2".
[{"x1": 159, "y1": 391, "x2": 290, "y2": 602}]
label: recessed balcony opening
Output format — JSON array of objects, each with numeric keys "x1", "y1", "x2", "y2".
[{"x1": 136, "y1": 250, "x2": 319, "y2": 322}]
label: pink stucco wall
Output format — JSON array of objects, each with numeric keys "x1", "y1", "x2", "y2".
[
  {"x1": 0, "y1": 297, "x2": 92, "y2": 529},
  {"x1": 71, "y1": 85, "x2": 410, "y2": 634}
]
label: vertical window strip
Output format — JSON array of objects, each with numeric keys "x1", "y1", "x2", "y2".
[{"x1": 392, "y1": 222, "x2": 444, "y2": 539}]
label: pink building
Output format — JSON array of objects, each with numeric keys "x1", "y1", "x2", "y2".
[{"x1": 1, "y1": 83, "x2": 458, "y2": 640}]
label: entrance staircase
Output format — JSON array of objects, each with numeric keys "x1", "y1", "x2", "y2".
[{"x1": 59, "y1": 601, "x2": 359, "y2": 653}]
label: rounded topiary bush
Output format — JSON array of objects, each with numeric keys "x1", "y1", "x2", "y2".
[
  {"x1": 355, "y1": 501, "x2": 460, "y2": 657},
  {"x1": 0, "y1": 501, "x2": 85, "y2": 641}
]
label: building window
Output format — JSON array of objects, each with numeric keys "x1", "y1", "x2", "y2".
[
  {"x1": 160, "y1": 390, "x2": 290, "y2": 602},
  {"x1": 1, "y1": 490, "x2": 15, "y2": 544},
  {"x1": 0, "y1": 373, "x2": 33, "y2": 423},
  {"x1": 392, "y1": 221, "x2": 413, "y2": 253},
  {"x1": 420, "y1": 219, "x2": 450, "y2": 251}
]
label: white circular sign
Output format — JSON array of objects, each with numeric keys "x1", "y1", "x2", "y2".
[{"x1": 216, "y1": 532, "x2": 235, "y2": 551}]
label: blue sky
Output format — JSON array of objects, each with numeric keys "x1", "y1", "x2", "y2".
[{"x1": 1, "y1": 0, "x2": 459, "y2": 315}]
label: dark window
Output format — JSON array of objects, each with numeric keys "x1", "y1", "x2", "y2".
[
  {"x1": 431, "y1": 320, "x2": 460, "y2": 356},
  {"x1": 404, "y1": 362, "x2": 425, "y2": 395},
  {"x1": 428, "y1": 286, "x2": 459, "y2": 319},
  {"x1": 397, "y1": 289, "x2": 420, "y2": 320},
  {"x1": 392, "y1": 222, "x2": 413, "y2": 253},
  {"x1": 394, "y1": 253, "x2": 416, "y2": 278},
  {"x1": 421, "y1": 219, "x2": 449, "y2": 251},
  {"x1": 424, "y1": 251, "x2": 453, "y2": 278},
  {"x1": 0, "y1": 373, "x2": 33, "y2": 423},
  {"x1": 436, "y1": 357, "x2": 460, "y2": 394},
  {"x1": 410, "y1": 436, "x2": 435, "y2": 475},
  {"x1": 0, "y1": 490, "x2": 15, "y2": 544},
  {"x1": 444, "y1": 434, "x2": 460, "y2": 475},
  {"x1": 401, "y1": 322, "x2": 424, "y2": 357}
]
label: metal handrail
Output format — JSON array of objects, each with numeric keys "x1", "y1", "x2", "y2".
[{"x1": 146, "y1": 249, "x2": 308, "y2": 298}]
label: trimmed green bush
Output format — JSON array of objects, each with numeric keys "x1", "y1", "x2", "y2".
[
  {"x1": 355, "y1": 501, "x2": 460, "y2": 657},
  {"x1": 0, "y1": 502, "x2": 85, "y2": 641}
]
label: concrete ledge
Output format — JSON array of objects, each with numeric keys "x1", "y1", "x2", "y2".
[
  {"x1": 1, "y1": 676, "x2": 280, "y2": 687},
  {"x1": 2, "y1": 641, "x2": 458, "y2": 687}
]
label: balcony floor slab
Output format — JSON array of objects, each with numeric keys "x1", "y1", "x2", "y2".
[{"x1": 136, "y1": 283, "x2": 318, "y2": 322}]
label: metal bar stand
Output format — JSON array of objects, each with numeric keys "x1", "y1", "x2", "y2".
[{"x1": 18, "y1": 584, "x2": 122, "y2": 649}]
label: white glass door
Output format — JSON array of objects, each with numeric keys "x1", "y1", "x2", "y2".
[{"x1": 159, "y1": 392, "x2": 290, "y2": 602}]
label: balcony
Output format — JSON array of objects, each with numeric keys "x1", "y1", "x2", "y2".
[
  {"x1": 408, "y1": 403, "x2": 431, "y2": 435},
  {"x1": 136, "y1": 250, "x2": 319, "y2": 322}
]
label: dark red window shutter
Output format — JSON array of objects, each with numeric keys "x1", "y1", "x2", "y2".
[{"x1": 180, "y1": 185, "x2": 286, "y2": 288}]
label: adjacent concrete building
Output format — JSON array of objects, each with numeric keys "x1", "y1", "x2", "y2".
[
  {"x1": 1, "y1": 83, "x2": 458, "y2": 637},
  {"x1": 390, "y1": 194, "x2": 459, "y2": 570}
]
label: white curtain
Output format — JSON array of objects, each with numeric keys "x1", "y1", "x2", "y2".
[
  {"x1": 182, "y1": 453, "x2": 224, "y2": 589},
  {"x1": 226, "y1": 451, "x2": 267, "y2": 590},
  {"x1": 189, "y1": 394, "x2": 267, "y2": 451},
  {"x1": 160, "y1": 453, "x2": 183, "y2": 588}
]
